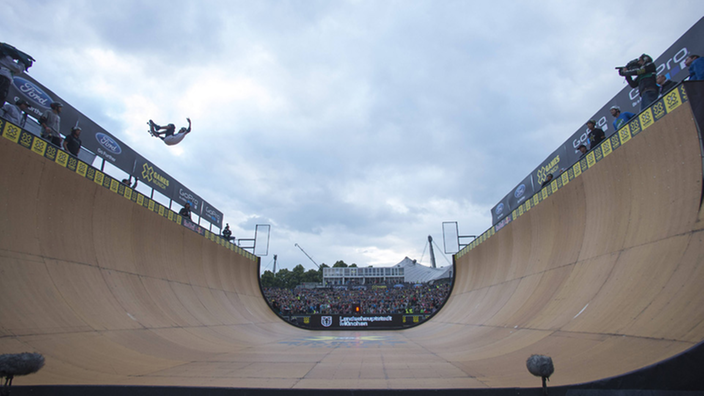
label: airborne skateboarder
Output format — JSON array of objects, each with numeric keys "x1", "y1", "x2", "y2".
[{"x1": 148, "y1": 118, "x2": 191, "y2": 146}]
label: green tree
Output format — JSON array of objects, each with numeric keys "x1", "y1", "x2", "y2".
[
  {"x1": 303, "y1": 269, "x2": 321, "y2": 283},
  {"x1": 275, "y1": 268, "x2": 292, "y2": 289},
  {"x1": 333, "y1": 260, "x2": 348, "y2": 268},
  {"x1": 260, "y1": 270, "x2": 276, "y2": 288},
  {"x1": 291, "y1": 264, "x2": 306, "y2": 287}
]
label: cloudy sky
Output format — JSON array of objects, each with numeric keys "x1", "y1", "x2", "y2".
[{"x1": 3, "y1": 1, "x2": 703, "y2": 272}]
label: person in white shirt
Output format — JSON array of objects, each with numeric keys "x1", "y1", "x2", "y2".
[
  {"x1": 1, "y1": 99, "x2": 30, "y2": 127},
  {"x1": 0, "y1": 54, "x2": 26, "y2": 105}
]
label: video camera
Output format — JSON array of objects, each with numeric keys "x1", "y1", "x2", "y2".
[{"x1": 616, "y1": 58, "x2": 641, "y2": 76}]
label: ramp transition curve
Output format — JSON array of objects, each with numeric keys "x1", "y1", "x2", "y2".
[{"x1": 1, "y1": 88, "x2": 704, "y2": 392}]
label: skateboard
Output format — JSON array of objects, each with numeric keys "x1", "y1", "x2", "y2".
[{"x1": 147, "y1": 120, "x2": 159, "y2": 137}]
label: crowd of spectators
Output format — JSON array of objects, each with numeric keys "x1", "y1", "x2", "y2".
[{"x1": 263, "y1": 282, "x2": 451, "y2": 316}]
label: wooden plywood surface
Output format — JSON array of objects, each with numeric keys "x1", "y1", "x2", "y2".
[{"x1": 1, "y1": 101, "x2": 703, "y2": 390}]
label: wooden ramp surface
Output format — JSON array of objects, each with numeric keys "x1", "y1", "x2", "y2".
[{"x1": 1, "y1": 102, "x2": 704, "y2": 390}]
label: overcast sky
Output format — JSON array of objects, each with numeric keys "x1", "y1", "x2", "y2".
[{"x1": 3, "y1": 1, "x2": 703, "y2": 272}]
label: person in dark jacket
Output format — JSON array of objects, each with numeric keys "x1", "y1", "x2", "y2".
[
  {"x1": 179, "y1": 203, "x2": 192, "y2": 220},
  {"x1": 619, "y1": 54, "x2": 658, "y2": 111},
  {"x1": 586, "y1": 120, "x2": 605, "y2": 150},
  {"x1": 62, "y1": 126, "x2": 82, "y2": 156},
  {"x1": 222, "y1": 223, "x2": 234, "y2": 242},
  {"x1": 541, "y1": 174, "x2": 553, "y2": 188},
  {"x1": 577, "y1": 144, "x2": 588, "y2": 158},
  {"x1": 656, "y1": 75, "x2": 676, "y2": 97}
]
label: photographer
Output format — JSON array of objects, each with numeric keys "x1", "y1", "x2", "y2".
[{"x1": 618, "y1": 54, "x2": 658, "y2": 111}]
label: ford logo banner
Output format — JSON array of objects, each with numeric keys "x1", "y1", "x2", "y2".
[
  {"x1": 95, "y1": 133, "x2": 122, "y2": 155},
  {"x1": 14, "y1": 77, "x2": 52, "y2": 109}
]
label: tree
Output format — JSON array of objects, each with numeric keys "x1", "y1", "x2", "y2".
[
  {"x1": 260, "y1": 264, "x2": 326, "y2": 289},
  {"x1": 303, "y1": 269, "x2": 321, "y2": 283},
  {"x1": 275, "y1": 268, "x2": 292, "y2": 289},
  {"x1": 260, "y1": 270, "x2": 276, "y2": 288},
  {"x1": 291, "y1": 264, "x2": 306, "y2": 286},
  {"x1": 333, "y1": 260, "x2": 348, "y2": 268}
]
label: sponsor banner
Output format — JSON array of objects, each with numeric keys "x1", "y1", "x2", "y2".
[
  {"x1": 7, "y1": 74, "x2": 139, "y2": 173},
  {"x1": 135, "y1": 157, "x2": 174, "y2": 198},
  {"x1": 508, "y1": 174, "x2": 535, "y2": 212},
  {"x1": 182, "y1": 217, "x2": 206, "y2": 236},
  {"x1": 491, "y1": 17, "x2": 704, "y2": 226},
  {"x1": 490, "y1": 193, "x2": 512, "y2": 226},
  {"x1": 474, "y1": 87, "x2": 692, "y2": 255},
  {"x1": 6, "y1": 74, "x2": 227, "y2": 230},
  {"x1": 494, "y1": 215, "x2": 512, "y2": 233},
  {"x1": 491, "y1": 146, "x2": 565, "y2": 225},
  {"x1": 305, "y1": 314, "x2": 403, "y2": 330},
  {"x1": 173, "y1": 180, "x2": 204, "y2": 216},
  {"x1": 532, "y1": 145, "x2": 568, "y2": 189},
  {"x1": 202, "y1": 200, "x2": 223, "y2": 229},
  {"x1": 1, "y1": 118, "x2": 21, "y2": 143}
]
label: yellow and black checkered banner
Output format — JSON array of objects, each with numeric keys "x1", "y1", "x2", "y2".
[
  {"x1": 490, "y1": 17, "x2": 704, "y2": 226},
  {"x1": 462, "y1": 85, "x2": 691, "y2": 259},
  {"x1": 1, "y1": 121, "x2": 258, "y2": 262}
]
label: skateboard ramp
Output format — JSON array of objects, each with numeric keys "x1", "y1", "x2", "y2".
[{"x1": 1, "y1": 86, "x2": 704, "y2": 391}]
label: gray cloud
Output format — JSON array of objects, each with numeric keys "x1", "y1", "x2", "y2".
[{"x1": 2, "y1": 0, "x2": 703, "y2": 270}]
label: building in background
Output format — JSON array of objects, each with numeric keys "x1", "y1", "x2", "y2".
[{"x1": 322, "y1": 257, "x2": 452, "y2": 287}]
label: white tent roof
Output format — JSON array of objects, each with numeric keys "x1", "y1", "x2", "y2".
[{"x1": 391, "y1": 257, "x2": 453, "y2": 283}]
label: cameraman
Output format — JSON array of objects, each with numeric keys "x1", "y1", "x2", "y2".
[{"x1": 619, "y1": 54, "x2": 658, "y2": 111}]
